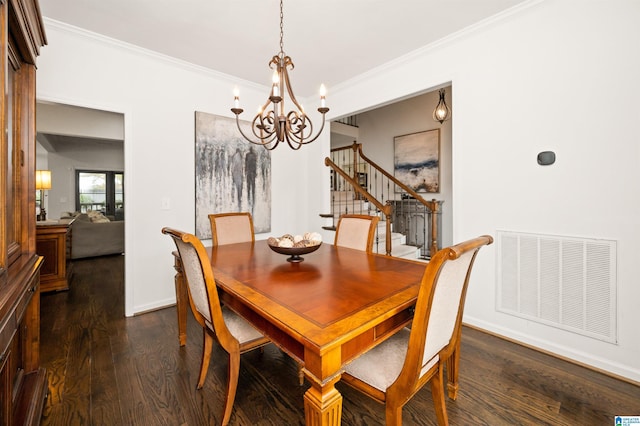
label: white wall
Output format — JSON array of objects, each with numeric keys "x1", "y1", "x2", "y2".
[
  {"x1": 328, "y1": 0, "x2": 640, "y2": 382},
  {"x1": 37, "y1": 21, "x2": 329, "y2": 317},
  {"x1": 36, "y1": 0, "x2": 640, "y2": 382},
  {"x1": 37, "y1": 102, "x2": 124, "y2": 140}
]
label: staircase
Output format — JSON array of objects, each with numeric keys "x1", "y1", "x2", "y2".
[
  {"x1": 322, "y1": 191, "x2": 422, "y2": 260},
  {"x1": 372, "y1": 219, "x2": 422, "y2": 260},
  {"x1": 322, "y1": 142, "x2": 443, "y2": 260}
]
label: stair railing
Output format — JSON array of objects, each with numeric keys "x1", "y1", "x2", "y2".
[
  {"x1": 324, "y1": 156, "x2": 393, "y2": 255},
  {"x1": 325, "y1": 142, "x2": 442, "y2": 258}
]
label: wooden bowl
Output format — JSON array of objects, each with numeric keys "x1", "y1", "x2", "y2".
[{"x1": 268, "y1": 242, "x2": 322, "y2": 263}]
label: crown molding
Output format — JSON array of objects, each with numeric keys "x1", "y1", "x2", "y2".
[
  {"x1": 331, "y1": 0, "x2": 544, "y2": 97},
  {"x1": 42, "y1": 17, "x2": 265, "y2": 91}
]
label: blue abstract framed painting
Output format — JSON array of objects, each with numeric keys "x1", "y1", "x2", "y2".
[
  {"x1": 195, "y1": 111, "x2": 271, "y2": 239},
  {"x1": 394, "y1": 129, "x2": 440, "y2": 193}
]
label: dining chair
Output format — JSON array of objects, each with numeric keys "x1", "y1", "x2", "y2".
[
  {"x1": 334, "y1": 214, "x2": 380, "y2": 253},
  {"x1": 162, "y1": 227, "x2": 270, "y2": 426},
  {"x1": 209, "y1": 211, "x2": 307, "y2": 386},
  {"x1": 208, "y1": 212, "x2": 255, "y2": 246},
  {"x1": 341, "y1": 235, "x2": 493, "y2": 426}
]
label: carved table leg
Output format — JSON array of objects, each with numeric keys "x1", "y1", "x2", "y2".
[
  {"x1": 304, "y1": 375, "x2": 343, "y2": 425},
  {"x1": 173, "y1": 253, "x2": 188, "y2": 346}
]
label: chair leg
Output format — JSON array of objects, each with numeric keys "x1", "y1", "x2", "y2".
[
  {"x1": 385, "y1": 402, "x2": 404, "y2": 426},
  {"x1": 221, "y1": 351, "x2": 241, "y2": 426},
  {"x1": 430, "y1": 365, "x2": 449, "y2": 426},
  {"x1": 197, "y1": 329, "x2": 214, "y2": 389}
]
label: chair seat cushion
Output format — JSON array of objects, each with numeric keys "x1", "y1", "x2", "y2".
[
  {"x1": 221, "y1": 306, "x2": 265, "y2": 343},
  {"x1": 344, "y1": 327, "x2": 439, "y2": 392}
]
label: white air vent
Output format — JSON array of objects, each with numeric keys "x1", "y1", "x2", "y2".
[{"x1": 496, "y1": 231, "x2": 617, "y2": 343}]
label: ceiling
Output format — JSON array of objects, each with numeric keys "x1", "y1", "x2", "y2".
[
  {"x1": 37, "y1": 0, "x2": 529, "y2": 152},
  {"x1": 38, "y1": 0, "x2": 529, "y2": 98}
]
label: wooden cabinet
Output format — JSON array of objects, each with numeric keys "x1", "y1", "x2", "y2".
[
  {"x1": 36, "y1": 219, "x2": 74, "y2": 292},
  {"x1": 0, "y1": 0, "x2": 48, "y2": 424},
  {"x1": 0, "y1": 258, "x2": 47, "y2": 425}
]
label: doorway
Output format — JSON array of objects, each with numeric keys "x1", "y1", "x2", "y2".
[
  {"x1": 36, "y1": 101, "x2": 127, "y2": 299},
  {"x1": 329, "y1": 87, "x2": 453, "y2": 249}
]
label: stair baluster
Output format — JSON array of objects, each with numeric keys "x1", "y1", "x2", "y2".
[{"x1": 322, "y1": 142, "x2": 442, "y2": 259}]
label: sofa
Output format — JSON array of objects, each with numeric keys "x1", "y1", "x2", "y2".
[{"x1": 62, "y1": 212, "x2": 125, "y2": 259}]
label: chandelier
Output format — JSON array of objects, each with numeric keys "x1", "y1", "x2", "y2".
[
  {"x1": 432, "y1": 88, "x2": 451, "y2": 124},
  {"x1": 231, "y1": 0, "x2": 329, "y2": 150}
]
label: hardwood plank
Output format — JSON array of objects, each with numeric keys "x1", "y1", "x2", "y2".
[{"x1": 39, "y1": 254, "x2": 640, "y2": 426}]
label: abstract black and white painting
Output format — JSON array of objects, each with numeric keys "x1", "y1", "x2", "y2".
[
  {"x1": 394, "y1": 129, "x2": 440, "y2": 193},
  {"x1": 195, "y1": 111, "x2": 271, "y2": 239}
]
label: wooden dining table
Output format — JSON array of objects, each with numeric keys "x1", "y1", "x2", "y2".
[{"x1": 171, "y1": 240, "x2": 428, "y2": 425}]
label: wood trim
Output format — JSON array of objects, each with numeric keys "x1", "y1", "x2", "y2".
[
  {"x1": 8, "y1": 0, "x2": 46, "y2": 65},
  {"x1": 0, "y1": 0, "x2": 7, "y2": 277},
  {"x1": 7, "y1": 36, "x2": 18, "y2": 70},
  {"x1": 18, "y1": 63, "x2": 36, "y2": 253}
]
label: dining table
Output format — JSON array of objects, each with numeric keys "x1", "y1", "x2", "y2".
[{"x1": 170, "y1": 239, "x2": 434, "y2": 425}]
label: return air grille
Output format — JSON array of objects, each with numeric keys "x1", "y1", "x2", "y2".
[{"x1": 496, "y1": 231, "x2": 617, "y2": 343}]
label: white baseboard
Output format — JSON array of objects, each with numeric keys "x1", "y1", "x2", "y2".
[{"x1": 464, "y1": 315, "x2": 640, "y2": 385}]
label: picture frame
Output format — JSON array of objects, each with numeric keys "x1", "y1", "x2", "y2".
[
  {"x1": 194, "y1": 111, "x2": 271, "y2": 239},
  {"x1": 394, "y1": 129, "x2": 440, "y2": 193}
]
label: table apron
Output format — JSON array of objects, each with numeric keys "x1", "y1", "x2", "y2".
[{"x1": 220, "y1": 288, "x2": 414, "y2": 382}]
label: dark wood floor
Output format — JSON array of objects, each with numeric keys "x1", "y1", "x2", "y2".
[{"x1": 39, "y1": 255, "x2": 639, "y2": 425}]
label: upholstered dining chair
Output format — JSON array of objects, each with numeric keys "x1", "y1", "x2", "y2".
[
  {"x1": 334, "y1": 214, "x2": 380, "y2": 253},
  {"x1": 208, "y1": 211, "x2": 305, "y2": 386},
  {"x1": 162, "y1": 227, "x2": 270, "y2": 426},
  {"x1": 341, "y1": 235, "x2": 493, "y2": 426},
  {"x1": 208, "y1": 212, "x2": 255, "y2": 246}
]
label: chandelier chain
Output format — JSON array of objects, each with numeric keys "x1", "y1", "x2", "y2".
[{"x1": 279, "y1": 0, "x2": 284, "y2": 56}]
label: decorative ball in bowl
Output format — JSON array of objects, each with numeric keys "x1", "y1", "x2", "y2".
[{"x1": 267, "y1": 232, "x2": 322, "y2": 263}]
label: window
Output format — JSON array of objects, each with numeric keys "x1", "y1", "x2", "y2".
[{"x1": 76, "y1": 170, "x2": 124, "y2": 218}]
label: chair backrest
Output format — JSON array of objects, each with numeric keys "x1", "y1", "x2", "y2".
[
  {"x1": 403, "y1": 235, "x2": 493, "y2": 380},
  {"x1": 208, "y1": 212, "x2": 255, "y2": 246},
  {"x1": 334, "y1": 214, "x2": 380, "y2": 253},
  {"x1": 162, "y1": 227, "x2": 234, "y2": 342}
]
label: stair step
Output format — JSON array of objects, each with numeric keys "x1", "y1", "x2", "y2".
[
  {"x1": 380, "y1": 244, "x2": 421, "y2": 259},
  {"x1": 393, "y1": 245, "x2": 421, "y2": 259}
]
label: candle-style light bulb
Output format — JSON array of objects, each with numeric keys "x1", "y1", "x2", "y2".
[
  {"x1": 272, "y1": 71, "x2": 280, "y2": 97},
  {"x1": 319, "y1": 84, "x2": 327, "y2": 108},
  {"x1": 233, "y1": 87, "x2": 240, "y2": 109}
]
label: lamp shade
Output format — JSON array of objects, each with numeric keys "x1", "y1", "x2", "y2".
[{"x1": 35, "y1": 170, "x2": 52, "y2": 190}]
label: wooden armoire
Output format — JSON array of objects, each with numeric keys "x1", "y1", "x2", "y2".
[{"x1": 0, "y1": 0, "x2": 47, "y2": 424}]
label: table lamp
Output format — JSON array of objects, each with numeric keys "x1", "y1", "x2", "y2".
[{"x1": 35, "y1": 170, "x2": 52, "y2": 221}]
